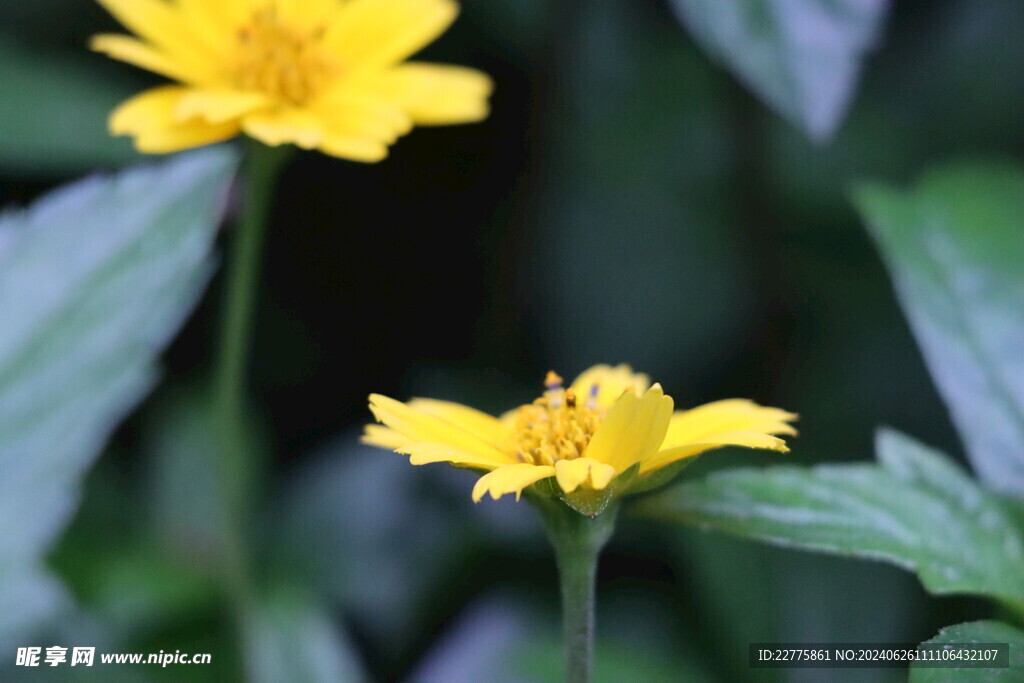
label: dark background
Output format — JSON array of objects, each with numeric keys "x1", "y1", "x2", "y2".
[{"x1": 2, "y1": 0, "x2": 1023, "y2": 680}]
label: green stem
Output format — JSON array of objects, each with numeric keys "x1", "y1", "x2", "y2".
[
  {"x1": 213, "y1": 141, "x2": 289, "y2": 599},
  {"x1": 538, "y1": 502, "x2": 618, "y2": 683}
]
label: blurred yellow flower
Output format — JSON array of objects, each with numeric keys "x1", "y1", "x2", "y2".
[
  {"x1": 364, "y1": 365, "x2": 798, "y2": 502},
  {"x1": 91, "y1": 0, "x2": 493, "y2": 161}
]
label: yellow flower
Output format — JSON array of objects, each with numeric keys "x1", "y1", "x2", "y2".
[
  {"x1": 364, "y1": 364, "x2": 798, "y2": 504},
  {"x1": 90, "y1": 0, "x2": 493, "y2": 161}
]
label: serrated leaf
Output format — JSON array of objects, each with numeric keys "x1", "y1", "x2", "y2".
[
  {"x1": 635, "y1": 429, "x2": 1024, "y2": 609},
  {"x1": 0, "y1": 147, "x2": 238, "y2": 643},
  {"x1": 670, "y1": 0, "x2": 889, "y2": 140},
  {"x1": 0, "y1": 36, "x2": 140, "y2": 176},
  {"x1": 910, "y1": 621, "x2": 1024, "y2": 682},
  {"x1": 855, "y1": 162, "x2": 1024, "y2": 495}
]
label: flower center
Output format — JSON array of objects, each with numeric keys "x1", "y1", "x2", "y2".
[
  {"x1": 512, "y1": 372, "x2": 605, "y2": 466},
  {"x1": 232, "y1": 6, "x2": 334, "y2": 105}
]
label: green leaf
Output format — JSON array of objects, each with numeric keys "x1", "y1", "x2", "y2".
[
  {"x1": 0, "y1": 147, "x2": 238, "y2": 643},
  {"x1": 244, "y1": 586, "x2": 366, "y2": 683},
  {"x1": 669, "y1": 0, "x2": 889, "y2": 139},
  {"x1": 142, "y1": 382, "x2": 267, "y2": 560},
  {"x1": 635, "y1": 429, "x2": 1024, "y2": 609},
  {"x1": 911, "y1": 621, "x2": 1024, "y2": 682},
  {"x1": 855, "y1": 162, "x2": 1024, "y2": 495},
  {"x1": 0, "y1": 36, "x2": 140, "y2": 176}
]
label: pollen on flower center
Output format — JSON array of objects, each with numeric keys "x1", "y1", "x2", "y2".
[
  {"x1": 232, "y1": 7, "x2": 334, "y2": 105},
  {"x1": 512, "y1": 372, "x2": 605, "y2": 466}
]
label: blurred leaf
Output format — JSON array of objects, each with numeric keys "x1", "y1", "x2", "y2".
[
  {"x1": 244, "y1": 586, "x2": 366, "y2": 683},
  {"x1": 143, "y1": 385, "x2": 224, "y2": 558},
  {"x1": 855, "y1": 162, "x2": 1024, "y2": 495},
  {"x1": 670, "y1": 0, "x2": 889, "y2": 139},
  {"x1": 910, "y1": 621, "x2": 1024, "y2": 682},
  {"x1": 0, "y1": 36, "x2": 141, "y2": 176},
  {"x1": 271, "y1": 436, "x2": 497, "y2": 652},
  {"x1": 527, "y1": 1, "x2": 754, "y2": 380},
  {"x1": 0, "y1": 568, "x2": 67, "y2": 647},
  {"x1": 407, "y1": 595, "x2": 709, "y2": 683},
  {"x1": 636, "y1": 429, "x2": 1024, "y2": 609},
  {"x1": 407, "y1": 596, "x2": 527, "y2": 683},
  {"x1": 142, "y1": 381, "x2": 267, "y2": 565},
  {"x1": 0, "y1": 147, "x2": 238, "y2": 643}
]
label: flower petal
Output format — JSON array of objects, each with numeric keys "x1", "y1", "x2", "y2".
[
  {"x1": 397, "y1": 442, "x2": 504, "y2": 470},
  {"x1": 324, "y1": 0, "x2": 459, "y2": 69},
  {"x1": 318, "y1": 135, "x2": 390, "y2": 163},
  {"x1": 584, "y1": 384, "x2": 673, "y2": 471},
  {"x1": 241, "y1": 108, "x2": 324, "y2": 148},
  {"x1": 554, "y1": 457, "x2": 617, "y2": 494},
  {"x1": 661, "y1": 399, "x2": 798, "y2": 449},
  {"x1": 94, "y1": 0, "x2": 219, "y2": 68},
  {"x1": 90, "y1": 35, "x2": 206, "y2": 84},
  {"x1": 361, "y1": 424, "x2": 411, "y2": 449},
  {"x1": 368, "y1": 393, "x2": 514, "y2": 464},
  {"x1": 301, "y1": 92, "x2": 415, "y2": 161},
  {"x1": 176, "y1": 89, "x2": 270, "y2": 124},
  {"x1": 407, "y1": 398, "x2": 506, "y2": 444},
  {"x1": 471, "y1": 464, "x2": 556, "y2": 502},
  {"x1": 367, "y1": 63, "x2": 492, "y2": 125},
  {"x1": 273, "y1": 0, "x2": 343, "y2": 29},
  {"x1": 641, "y1": 431, "x2": 791, "y2": 474},
  {"x1": 314, "y1": 89, "x2": 414, "y2": 141},
  {"x1": 109, "y1": 86, "x2": 240, "y2": 153},
  {"x1": 569, "y1": 364, "x2": 651, "y2": 409}
]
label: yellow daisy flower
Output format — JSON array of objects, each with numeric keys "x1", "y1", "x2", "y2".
[
  {"x1": 90, "y1": 0, "x2": 493, "y2": 161},
  {"x1": 364, "y1": 364, "x2": 798, "y2": 506}
]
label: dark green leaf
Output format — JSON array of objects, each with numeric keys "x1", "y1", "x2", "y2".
[
  {"x1": 635, "y1": 429, "x2": 1024, "y2": 609},
  {"x1": 670, "y1": 0, "x2": 889, "y2": 139},
  {"x1": 911, "y1": 621, "x2": 1024, "y2": 682},
  {"x1": 855, "y1": 162, "x2": 1024, "y2": 495},
  {"x1": 0, "y1": 147, "x2": 238, "y2": 642},
  {"x1": 0, "y1": 37, "x2": 140, "y2": 176}
]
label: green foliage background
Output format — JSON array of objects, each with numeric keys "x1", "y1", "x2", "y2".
[{"x1": 0, "y1": 0, "x2": 1022, "y2": 681}]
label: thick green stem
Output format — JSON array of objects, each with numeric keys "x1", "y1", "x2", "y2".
[
  {"x1": 213, "y1": 141, "x2": 289, "y2": 599},
  {"x1": 539, "y1": 502, "x2": 618, "y2": 683}
]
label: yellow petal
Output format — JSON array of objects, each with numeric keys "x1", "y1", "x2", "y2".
[
  {"x1": 554, "y1": 457, "x2": 617, "y2": 494},
  {"x1": 407, "y1": 398, "x2": 506, "y2": 444},
  {"x1": 90, "y1": 35, "x2": 205, "y2": 84},
  {"x1": 273, "y1": 0, "x2": 342, "y2": 29},
  {"x1": 368, "y1": 394, "x2": 514, "y2": 465},
  {"x1": 175, "y1": 0, "x2": 242, "y2": 52},
  {"x1": 641, "y1": 430, "x2": 790, "y2": 474},
  {"x1": 471, "y1": 464, "x2": 556, "y2": 502},
  {"x1": 175, "y1": 89, "x2": 270, "y2": 124},
  {"x1": 584, "y1": 384, "x2": 673, "y2": 471},
  {"x1": 662, "y1": 399, "x2": 798, "y2": 449},
  {"x1": 313, "y1": 89, "x2": 414, "y2": 141},
  {"x1": 303, "y1": 92, "x2": 413, "y2": 161},
  {"x1": 397, "y1": 442, "x2": 503, "y2": 470},
  {"x1": 361, "y1": 424, "x2": 411, "y2": 449},
  {"x1": 109, "y1": 86, "x2": 240, "y2": 153},
  {"x1": 324, "y1": 0, "x2": 459, "y2": 69},
  {"x1": 94, "y1": 0, "x2": 219, "y2": 70},
  {"x1": 367, "y1": 63, "x2": 492, "y2": 125},
  {"x1": 569, "y1": 364, "x2": 652, "y2": 409},
  {"x1": 241, "y1": 108, "x2": 324, "y2": 148},
  {"x1": 318, "y1": 135, "x2": 390, "y2": 163}
]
